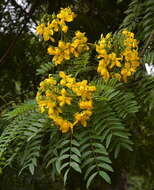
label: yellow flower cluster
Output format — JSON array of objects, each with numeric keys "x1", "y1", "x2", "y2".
[
  {"x1": 36, "y1": 73, "x2": 96, "y2": 133},
  {"x1": 59, "y1": 72, "x2": 96, "y2": 127},
  {"x1": 96, "y1": 30, "x2": 140, "y2": 82},
  {"x1": 47, "y1": 31, "x2": 89, "y2": 65},
  {"x1": 57, "y1": 7, "x2": 76, "y2": 22},
  {"x1": 121, "y1": 29, "x2": 140, "y2": 82},
  {"x1": 36, "y1": 7, "x2": 76, "y2": 41},
  {"x1": 36, "y1": 7, "x2": 89, "y2": 66}
]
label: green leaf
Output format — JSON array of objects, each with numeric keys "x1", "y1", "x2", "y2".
[
  {"x1": 58, "y1": 140, "x2": 70, "y2": 148},
  {"x1": 99, "y1": 171, "x2": 111, "y2": 184},
  {"x1": 82, "y1": 157, "x2": 95, "y2": 168},
  {"x1": 80, "y1": 143, "x2": 91, "y2": 152},
  {"x1": 56, "y1": 159, "x2": 61, "y2": 174},
  {"x1": 84, "y1": 165, "x2": 96, "y2": 180},
  {"x1": 71, "y1": 147, "x2": 81, "y2": 157},
  {"x1": 60, "y1": 162, "x2": 69, "y2": 171},
  {"x1": 70, "y1": 162, "x2": 81, "y2": 173},
  {"x1": 101, "y1": 128, "x2": 111, "y2": 142},
  {"x1": 94, "y1": 149, "x2": 108, "y2": 156},
  {"x1": 106, "y1": 134, "x2": 112, "y2": 149},
  {"x1": 59, "y1": 154, "x2": 70, "y2": 161},
  {"x1": 29, "y1": 164, "x2": 34, "y2": 175},
  {"x1": 114, "y1": 144, "x2": 120, "y2": 159},
  {"x1": 71, "y1": 139, "x2": 80, "y2": 147},
  {"x1": 82, "y1": 150, "x2": 92, "y2": 158},
  {"x1": 96, "y1": 156, "x2": 112, "y2": 164},
  {"x1": 71, "y1": 154, "x2": 81, "y2": 163},
  {"x1": 93, "y1": 143, "x2": 108, "y2": 154},
  {"x1": 98, "y1": 163, "x2": 114, "y2": 172},
  {"x1": 113, "y1": 131, "x2": 129, "y2": 139},
  {"x1": 32, "y1": 158, "x2": 37, "y2": 166},
  {"x1": 60, "y1": 147, "x2": 70, "y2": 155},
  {"x1": 121, "y1": 143, "x2": 133, "y2": 151},
  {"x1": 86, "y1": 172, "x2": 98, "y2": 188},
  {"x1": 46, "y1": 157, "x2": 57, "y2": 168},
  {"x1": 64, "y1": 168, "x2": 70, "y2": 185}
]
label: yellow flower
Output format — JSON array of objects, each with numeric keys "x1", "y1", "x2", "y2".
[
  {"x1": 71, "y1": 40, "x2": 79, "y2": 48},
  {"x1": 113, "y1": 73, "x2": 121, "y2": 81},
  {"x1": 74, "y1": 110, "x2": 92, "y2": 127},
  {"x1": 79, "y1": 100, "x2": 93, "y2": 109},
  {"x1": 109, "y1": 52, "x2": 116, "y2": 60},
  {"x1": 57, "y1": 88, "x2": 72, "y2": 106},
  {"x1": 57, "y1": 95, "x2": 72, "y2": 106},
  {"x1": 61, "y1": 24, "x2": 68, "y2": 33},
  {"x1": 71, "y1": 31, "x2": 89, "y2": 56},
  {"x1": 48, "y1": 46, "x2": 55, "y2": 55},
  {"x1": 59, "y1": 71, "x2": 66, "y2": 78},
  {"x1": 96, "y1": 48, "x2": 107, "y2": 59},
  {"x1": 115, "y1": 60, "x2": 121, "y2": 67},
  {"x1": 101, "y1": 68, "x2": 110, "y2": 80},
  {"x1": 57, "y1": 7, "x2": 76, "y2": 22},
  {"x1": 121, "y1": 68, "x2": 131, "y2": 82},
  {"x1": 97, "y1": 65, "x2": 110, "y2": 81},
  {"x1": 47, "y1": 30, "x2": 89, "y2": 65},
  {"x1": 36, "y1": 23, "x2": 45, "y2": 35},
  {"x1": 105, "y1": 33, "x2": 111, "y2": 39},
  {"x1": 45, "y1": 75, "x2": 57, "y2": 85},
  {"x1": 40, "y1": 106, "x2": 45, "y2": 113},
  {"x1": 60, "y1": 120, "x2": 73, "y2": 133},
  {"x1": 58, "y1": 41, "x2": 66, "y2": 49},
  {"x1": 43, "y1": 27, "x2": 53, "y2": 41},
  {"x1": 73, "y1": 51, "x2": 79, "y2": 57},
  {"x1": 36, "y1": 73, "x2": 95, "y2": 133},
  {"x1": 52, "y1": 116, "x2": 73, "y2": 133},
  {"x1": 75, "y1": 31, "x2": 85, "y2": 39},
  {"x1": 96, "y1": 30, "x2": 140, "y2": 82},
  {"x1": 40, "y1": 81, "x2": 46, "y2": 89},
  {"x1": 51, "y1": 19, "x2": 59, "y2": 32},
  {"x1": 122, "y1": 29, "x2": 128, "y2": 35},
  {"x1": 88, "y1": 86, "x2": 96, "y2": 92}
]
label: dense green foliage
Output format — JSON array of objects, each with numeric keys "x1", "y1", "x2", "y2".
[
  {"x1": 0, "y1": 0, "x2": 154, "y2": 190},
  {"x1": 1, "y1": 72, "x2": 154, "y2": 190}
]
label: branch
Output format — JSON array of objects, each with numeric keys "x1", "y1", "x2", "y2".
[
  {"x1": 0, "y1": 1, "x2": 38, "y2": 65},
  {"x1": 0, "y1": 0, "x2": 9, "y2": 22},
  {"x1": 140, "y1": 29, "x2": 154, "y2": 57},
  {"x1": 10, "y1": 0, "x2": 38, "y2": 26}
]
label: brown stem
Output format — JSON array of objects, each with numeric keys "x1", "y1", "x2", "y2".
[{"x1": 140, "y1": 30, "x2": 154, "y2": 57}]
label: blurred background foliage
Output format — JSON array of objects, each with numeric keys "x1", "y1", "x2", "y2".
[{"x1": 0, "y1": 0, "x2": 154, "y2": 190}]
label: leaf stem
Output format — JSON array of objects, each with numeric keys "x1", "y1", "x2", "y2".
[{"x1": 140, "y1": 30, "x2": 154, "y2": 57}]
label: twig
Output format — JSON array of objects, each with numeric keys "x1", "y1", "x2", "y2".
[
  {"x1": 0, "y1": 1, "x2": 37, "y2": 65},
  {"x1": 140, "y1": 29, "x2": 154, "y2": 57}
]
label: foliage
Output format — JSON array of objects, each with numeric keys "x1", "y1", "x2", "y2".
[
  {"x1": 0, "y1": 0, "x2": 131, "y2": 108},
  {"x1": 0, "y1": 1, "x2": 154, "y2": 190},
  {"x1": 1, "y1": 71, "x2": 154, "y2": 189},
  {"x1": 128, "y1": 175, "x2": 154, "y2": 190},
  {"x1": 1, "y1": 72, "x2": 154, "y2": 189},
  {"x1": 121, "y1": 0, "x2": 154, "y2": 41}
]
